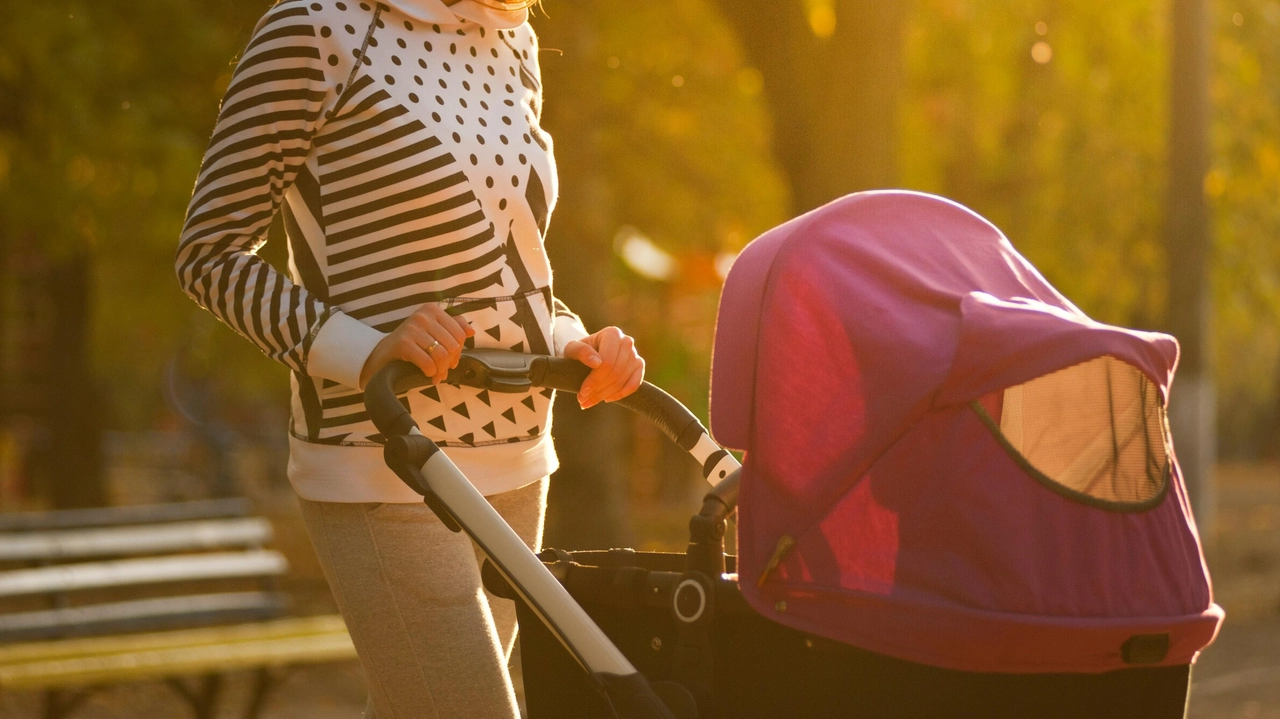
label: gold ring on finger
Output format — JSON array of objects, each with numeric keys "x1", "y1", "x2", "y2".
[{"x1": 426, "y1": 340, "x2": 441, "y2": 355}]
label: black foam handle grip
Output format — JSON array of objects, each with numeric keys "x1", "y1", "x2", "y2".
[
  {"x1": 531, "y1": 355, "x2": 591, "y2": 392},
  {"x1": 533, "y1": 356, "x2": 707, "y2": 448},
  {"x1": 364, "y1": 360, "x2": 425, "y2": 437},
  {"x1": 615, "y1": 384, "x2": 705, "y2": 450},
  {"x1": 532, "y1": 355, "x2": 706, "y2": 445},
  {"x1": 365, "y1": 353, "x2": 710, "y2": 451}
]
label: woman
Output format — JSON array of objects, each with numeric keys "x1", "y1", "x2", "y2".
[{"x1": 174, "y1": 0, "x2": 644, "y2": 716}]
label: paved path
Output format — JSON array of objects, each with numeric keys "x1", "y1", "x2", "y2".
[
  {"x1": 1190, "y1": 616, "x2": 1280, "y2": 718},
  {"x1": 0, "y1": 660, "x2": 368, "y2": 719}
]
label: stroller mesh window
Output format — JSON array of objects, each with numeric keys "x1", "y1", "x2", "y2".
[{"x1": 973, "y1": 356, "x2": 1170, "y2": 511}]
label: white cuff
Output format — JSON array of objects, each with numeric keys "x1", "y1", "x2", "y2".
[
  {"x1": 305, "y1": 311, "x2": 386, "y2": 390},
  {"x1": 552, "y1": 314, "x2": 590, "y2": 357}
]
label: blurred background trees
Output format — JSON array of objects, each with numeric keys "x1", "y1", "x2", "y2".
[
  {"x1": 535, "y1": 0, "x2": 787, "y2": 547},
  {"x1": 0, "y1": 0, "x2": 1277, "y2": 543}
]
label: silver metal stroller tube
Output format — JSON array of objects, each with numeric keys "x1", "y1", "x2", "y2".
[
  {"x1": 367, "y1": 356, "x2": 690, "y2": 718},
  {"x1": 414, "y1": 435, "x2": 637, "y2": 677}
]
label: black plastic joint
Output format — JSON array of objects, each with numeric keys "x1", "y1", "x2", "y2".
[
  {"x1": 686, "y1": 514, "x2": 727, "y2": 577},
  {"x1": 675, "y1": 422, "x2": 706, "y2": 452},
  {"x1": 688, "y1": 513, "x2": 726, "y2": 541},
  {"x1": 382, "y1": 435, "x2": 460, "y2": 532},
  {"x1": 384, "y1": 435, "x2": 440, "y2": 489},
  {"x1": 385, "y1": 413, "x2": 419, "y2": 438}
]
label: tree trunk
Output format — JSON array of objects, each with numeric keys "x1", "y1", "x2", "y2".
[
  {"x1": 0, "y1": 233, "x2": 8, "y2": 419},
  {"x1": 712, "y1": 0, "x2": 818, "y2": 210},
  {"x1": 1269, "y1": 355, "x2": 1280, "y2": 458},
  {"x1": 44, "y1": 253, "x2": 109, "y2": 509},
  {"x1": 542, "y1": 173, "x2": 633, "y2": 549},
  {"x1": 538, "y1": 11, "x2": 633, "y2": 550},
  {"x1": 1164, "y1": 0, "x2": 1215, "y2": 540},
  {"x1": 807, "y1": 0, "x2": 910, "y2": 205},
  {"x1": 542, "y1": 175, "x2": 634, "y2": 549},
  {"x1": 715, "y1": 0, "x2": 910, "y2": 212},
  {"x1": 537, "y1": 0, "x2": 913, "y2": 548}
]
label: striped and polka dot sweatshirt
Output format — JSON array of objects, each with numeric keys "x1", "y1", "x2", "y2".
[{"x1": 175, "y1": 0, "x2": 588, "y2": 501}]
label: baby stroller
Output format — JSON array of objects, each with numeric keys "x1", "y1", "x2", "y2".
[{"x1": 365, "y1": 191, "x2": 1222, "y2": 719}]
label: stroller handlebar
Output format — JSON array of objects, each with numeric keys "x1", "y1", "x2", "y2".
[
  {"x1": 364, "y1": 350, "x2": 741, "y2": 488},
  {"x1": 366, "y1": 351, "x2": 733, "y2": 717}
]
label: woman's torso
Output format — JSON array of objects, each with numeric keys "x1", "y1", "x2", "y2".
[{"x1": 276, "y1": 1, "x2": 561, "y2": 451}]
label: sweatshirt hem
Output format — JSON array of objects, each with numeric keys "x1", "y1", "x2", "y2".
[
  {"x1": 289, "y1": 430, "x2": 546, "y2": 450},
  {"x1": 287, "y1": 431, "x2": 558, "y2": 502}
]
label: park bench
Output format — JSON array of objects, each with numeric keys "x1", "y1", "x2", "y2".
[{"x1": 0, "y1": 498, "x2": 356, "y2": 719}]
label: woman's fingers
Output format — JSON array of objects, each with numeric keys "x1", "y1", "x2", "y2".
[
  {"x1": 360, "y1": 303, "x2": 474, "y2": 389},
  {"x1": 429, "y1": 305, "x2": 473, "y2": 346},
  {"x1": 579, "y1": 328, "x2": 643, "y2": 409},
  {"x1": 578, "y1": 329, "x2": 616, "y2": 406},
  {"x1": 399, "y1": 337, "x2": 439, "y2": 382},
  {"x1": 409, "y1": 303, "x2": 474, "y2": 374},
  {"x1": 420, "y1": 338, "x2": 449, "y2": 384},
  {"x1": 601, "y1": 363, "x2": 644, "y2": 403},
  {"x1": 562, "y1": 340, "x2": 603, "y2": 368},
  {"x1": 593, "y1": 353, "x2": 645, "y2": 406},
  {"x1": 422, "y1": 318, "x2": 462, "y2": 368},
  {"x1": 593, "y1": 334, "x2": 634, "y2": 399}
]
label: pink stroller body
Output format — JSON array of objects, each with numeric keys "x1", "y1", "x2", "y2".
[{"x1": 711, "y1": 190, "x2": 1222, "y2": 675}]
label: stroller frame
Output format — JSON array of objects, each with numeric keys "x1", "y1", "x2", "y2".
[
  {"x1": 366, "y1": 350, "x2": 1193, "y2": 719},
  {"x1": 365, "y1": 350, "x2": 740, "y2": 719}
]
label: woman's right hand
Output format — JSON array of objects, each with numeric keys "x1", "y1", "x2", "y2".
[{"x1": 359, "y1": 303, "x2": 475, "y2": 389}]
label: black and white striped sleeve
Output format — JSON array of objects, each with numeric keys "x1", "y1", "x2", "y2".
[{"x1": 175, "y1": 2, "x2": 346, "y2": 374}]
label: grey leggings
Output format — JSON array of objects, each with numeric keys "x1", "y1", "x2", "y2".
[{"x1": 298, "y1": 477, "x2": 548, "y2": 719}]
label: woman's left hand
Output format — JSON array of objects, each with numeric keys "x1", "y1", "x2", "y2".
[{"x1": 562, "y1": 327, "x2": 645, "y2": 409}]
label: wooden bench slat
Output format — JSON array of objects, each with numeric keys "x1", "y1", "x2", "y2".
[
  {"x1": 0, "y1": 499, "x2": 253, "y2": 532},
  {"x1": 0, "y1": 502, "x2": 348, "y2": 700},
  {"x1": 0, "y1": 518, "x2": 273, "y2": 562},
  {"x1": 0, "y1": 615, "x2": 349, "y2": 665},
  {"x1": 0, "y1": 592, "x2": 290, "y2": 643},
  {"x1": 0, "y1": 629, "x2": 357, "y2": 690},
  {"x1": 0, "y1": 550, "x2": 288, "y2": 599}
]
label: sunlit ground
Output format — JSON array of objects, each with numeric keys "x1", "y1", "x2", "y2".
[{"x1": 1189, "y1": 463, "x2": 1280, "y2": 719}]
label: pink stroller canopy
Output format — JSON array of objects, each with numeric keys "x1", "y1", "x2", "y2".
[{"x1": 710, "y1": 191, "x2": 1222, "y2": 673}]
